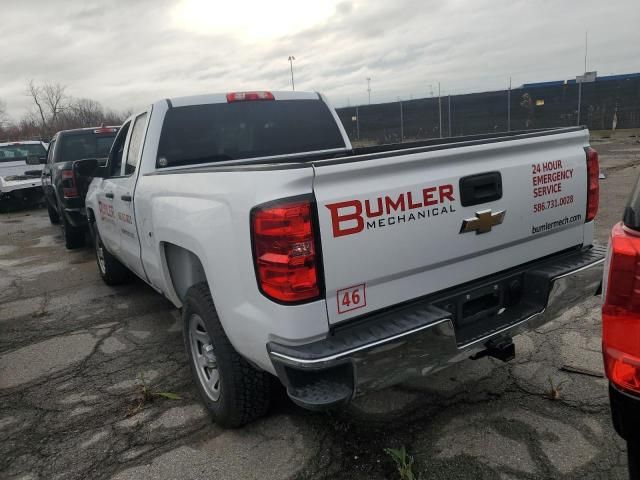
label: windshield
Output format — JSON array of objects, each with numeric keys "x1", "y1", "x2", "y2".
[
  {"x1": 57, "y1": 133, "x2": 117, "y2": 162},
  {"x1": 0, "y1": 144, "x2": 46, "y2": 163},
  {"x1": 156, "y1": 99, "x2": 345, "y2": 168}
]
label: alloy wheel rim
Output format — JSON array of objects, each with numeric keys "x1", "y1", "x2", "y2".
[
  {"x1": 96, "y1": 238, "x2": 106, "y2": 274},
  {"x1": 189, "y1": 313, "x2": 220, "y2": 402}
]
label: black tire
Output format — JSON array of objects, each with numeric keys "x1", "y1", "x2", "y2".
[
  {"x1": 183, "y1": 282, "x2": 272, "y2": 427},
  {"x1": 61, "y1": 212, "x2": 85, "y2": 249},
  {"x1": 93, "y1": 228, "x2": 131, "y2": 285},
  {"x1": 629, "y1": 441, "x2": 640, "y2": 480},
  {"x1": 47, "y1": 202, "x2": 60, "y2": 225}
]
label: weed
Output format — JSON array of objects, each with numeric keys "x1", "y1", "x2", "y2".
[
  {"x1": 126, "y1": 373, "x2": 181, "y2": 417},
  {"x1": 547, "y1": 376, "x2": 567, "y2": 400},
  {"x1": 384, "y1": 445, "x2": 416, "y2": 480}
]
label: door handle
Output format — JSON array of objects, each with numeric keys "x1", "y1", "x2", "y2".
[
  {"x1": 105, "y1": 192, "x2": 114, "y2": 199},
  {"x1": 121, "y1": 194, "x2": 132, "y2": 202}
]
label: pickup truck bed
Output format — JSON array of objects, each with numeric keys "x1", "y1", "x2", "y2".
[{"x1": 85, "y1": 91, "x2": 604, "y2": 426}]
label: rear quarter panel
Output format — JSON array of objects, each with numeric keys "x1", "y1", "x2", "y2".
[{"x1": 133, "y1": 166, "x2": 329, "y2": 373}]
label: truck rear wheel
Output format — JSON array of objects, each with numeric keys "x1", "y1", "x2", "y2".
[
  {"x1": 94, "y1": 229, "x2": 131, "y2": 285},
  {"x1": 61, "y1": 213, "x2": 85, "y2": 249},
  {"x1": 183, "y1": 282, "x2": 272, "y2": 427},
  {"x1": 47, "y1": 202, "x2": 60, "y2": 225}
]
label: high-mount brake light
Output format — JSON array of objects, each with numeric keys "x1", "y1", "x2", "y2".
[
  {"x1": 93, "y1": 127, "x2": 118, "y2": 134},
  {"x1": 226, "y1": 91, "x2": 275, "y2": 103},
  {"x1": 251, "y1": 198, "x2": 321, "y2": 303},
  {"x1": 602, "y1": 222, "x2": 640, "y2": 395},
  {"x1": 585, "y1": 146, "x2": 599, "y2": 222},
  {"x1": 62, "y1": 169, "x2": 78, "y2": 198}
]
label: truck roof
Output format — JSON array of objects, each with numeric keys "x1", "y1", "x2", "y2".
[
  {"x1": 164, "y1": 90, "x2": 320, "y2": 108},
  {"x1": 54, "y1": 126, "x2": 120, "y2": 137},
  {"x1": 0, "y1": 140, "x2": 45, "y2": 147}
]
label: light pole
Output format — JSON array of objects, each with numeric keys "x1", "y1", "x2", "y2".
[
  {"x1": 438, "y1": 82, "x2": 442, "y2": 139},
  {"x1": 366, "y1": 77, "x2": 371, "y2": 105},
  {"x1": 507, "y1": 77, "x2": 512, "y2": 132},
  {"x1": 288, "y1": 56, "x2": 295, "y2": 91}
]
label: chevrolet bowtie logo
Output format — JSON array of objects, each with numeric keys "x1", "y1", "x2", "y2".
[{"x1": 460, "y1": 209, "x2": 506, "y2": 234}]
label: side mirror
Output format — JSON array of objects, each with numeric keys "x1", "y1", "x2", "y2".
[
  {"x1": 93, "y1": 166, "x2": 108, "y2": 178},
  {"x1": 26, "y1": 155, "x2": 45, "y2": 165},
  {"x1": 74, "y1": 158, "x2": 99, "y2": 176}
]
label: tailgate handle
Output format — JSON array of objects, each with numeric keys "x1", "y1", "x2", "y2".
[{"x1": 459, "y1": 172, "x2": 502, "y2": 207}]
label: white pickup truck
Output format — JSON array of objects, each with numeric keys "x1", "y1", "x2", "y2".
[
  {"x1": 0, "y1": 141, "x2": 48, "y2": 205},
  {"x1": 85, "y1": 91, "x2": 605, "y2": 427}
]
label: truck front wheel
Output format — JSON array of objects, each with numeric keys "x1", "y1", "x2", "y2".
[
  {"x1": 93, "y1": 229, "x2": 131, "y2": 285},
  {"x1": 183, "y1": 282, "x2": 272, "y2": 427}
]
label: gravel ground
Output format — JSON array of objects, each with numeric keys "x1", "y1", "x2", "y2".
[{"x1": 0, "y1": 134, "x2": 638, "y2": 480}]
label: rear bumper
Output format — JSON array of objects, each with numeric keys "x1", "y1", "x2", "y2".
[
  {"x1": 610, "y1": 383, "x2": 640, "y2": 443},
  {"x1": 0, "y1": 178, "x2": 42, "y2": 194},
  {"x1": 268, "y1": 245, "x2": 605, "y2": 410}
]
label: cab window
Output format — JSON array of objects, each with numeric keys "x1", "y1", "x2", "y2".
[
  {"x1": 107, "y1": 121, "x2": 131, "y2": 177},
  {"x1": 124, "y1": 113, "x2": 147, "y2": 175}
]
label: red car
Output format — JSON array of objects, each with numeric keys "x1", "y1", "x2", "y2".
[{"x1": 602, "y1": 178, "x2": 640, "y2": 479}]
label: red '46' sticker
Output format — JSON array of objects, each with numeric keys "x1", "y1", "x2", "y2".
[{"x1": 337, "y1": 284, "x2": 367, "y2": 314}]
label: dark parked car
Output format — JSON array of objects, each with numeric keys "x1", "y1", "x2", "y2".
[
  {"x1": 31, "y1": 126, "x2": 119, "y2": 248},
  {"x1": 602, "y1": 175, "x2": 640, "y2": 479}
]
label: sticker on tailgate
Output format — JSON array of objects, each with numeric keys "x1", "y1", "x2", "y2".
[
  {"x1": 337, "y1": 284, "x2": 367, "y2": 314},
  {"x1": 325, "y1": 184, "x2": 456, "y2": 238}
]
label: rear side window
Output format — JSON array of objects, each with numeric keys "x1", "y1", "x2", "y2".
[
  {"x1": 156, "y1": 99, "x2": 345, "y2": 168},
  {"x1": 46, "y1": 140, "x2": 55, "y2": 163},
  {"x1": 125, "y1": 113, "x2": 147, "y2": 175},
  {"x1": 57, "y1": 133, "x2": 117, "y2": 162}
]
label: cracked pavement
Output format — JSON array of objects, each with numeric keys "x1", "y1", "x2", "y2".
[{"x1": 1, "y1": 135, "x2": 639, "y2": 479}]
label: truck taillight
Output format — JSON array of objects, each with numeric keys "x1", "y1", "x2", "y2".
[
  {"x1": 602, "y1": 222, "x2": 640, "y2": 395},
  {"x1": 62, "y1": 169, "x2": 78, "y2": 198},
  {"x1": 226, "y1": 91, "x2": 275, "y2": 102},
  {"x1": 586, "y1": 146, "x2": 599, "y2": 222},
  {"x1": 251, "y1": 198, "x2": 321, "y2": 303}
]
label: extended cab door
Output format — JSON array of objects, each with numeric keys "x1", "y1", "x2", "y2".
[
  {"x1": 112, "y1": 111, "x2": 149, "y2": 277},
  {"x1": 94, "y1": 121, "x2": 131, "y2": 258}
]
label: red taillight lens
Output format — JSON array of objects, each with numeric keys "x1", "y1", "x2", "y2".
[
  {"x1": 251, "y1": 199, "x2": 321, "y2": 303},
  {"x1": 602, "y1": 222, "x2": 640, "y2": 394},
  {"x1": 226, "y1": 91, "x2": 275, "y2": 102},
  {"x1": 585, "y1": 146, "x2": 599, "y2": 222},
  {"x1": 62, "y1": 169, "x2": 78, "y2": 198}
]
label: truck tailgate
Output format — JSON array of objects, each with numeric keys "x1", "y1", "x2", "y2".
[{"x1": 312, "y1": 129, "x2": 590, "y2": 324}]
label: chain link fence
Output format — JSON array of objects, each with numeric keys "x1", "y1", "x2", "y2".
[{"x1": 336, "y1": 75, "x2": 640, "y2": 145}]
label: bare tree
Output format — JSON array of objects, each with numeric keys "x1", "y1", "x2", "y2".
[
  {"x1": 8, "y1": 83, "x2": 129, "y2": 140},
  {"x1": 66, "y1": 98, "x2": 105, "y2": 127},
  {"x1": 0, "y1": 98, "x2": 8, "y2": 129},
  {"x1": 26, "y1": 80, "x2": 68, "y2": 137}
]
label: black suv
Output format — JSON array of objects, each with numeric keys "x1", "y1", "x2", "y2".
[{"x1": 34, "y1": 126, "x2": 119, "y2": 248}]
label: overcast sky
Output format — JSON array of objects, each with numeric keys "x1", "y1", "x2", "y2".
[{"x1": 2, "y1": 0, "x2": 639, "y2": 119}]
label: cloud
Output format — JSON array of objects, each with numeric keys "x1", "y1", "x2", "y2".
[{"x1": 1, "y1": 0, "x2": 639, "y2": 119}]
